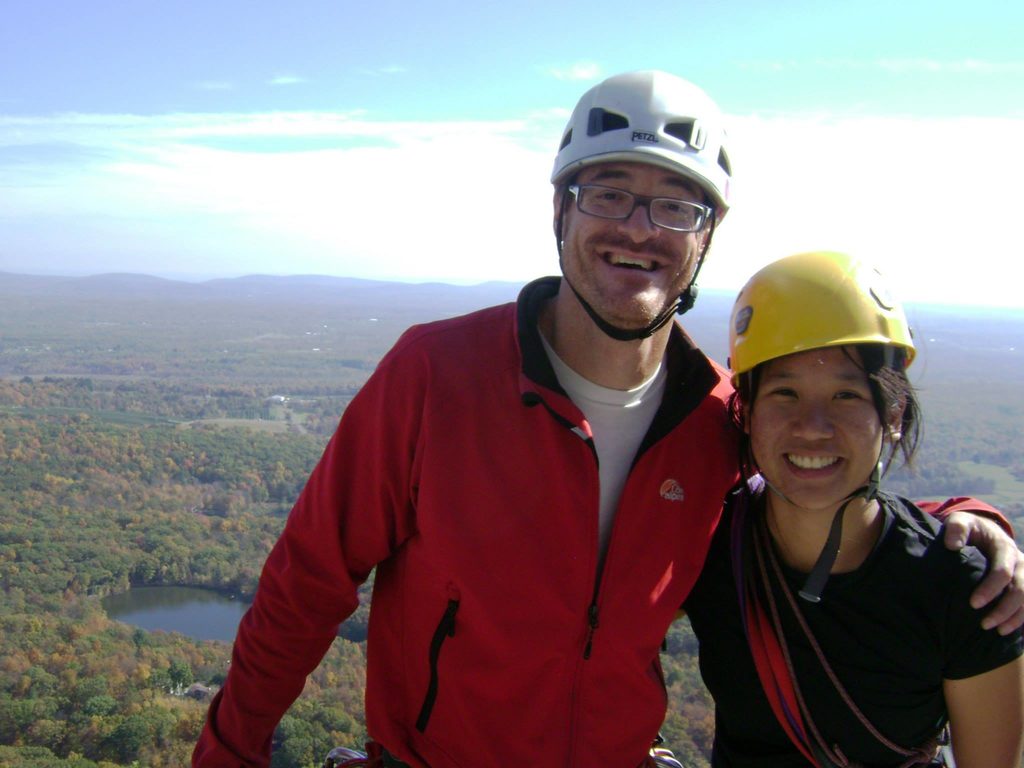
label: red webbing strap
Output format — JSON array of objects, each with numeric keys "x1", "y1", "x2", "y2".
[
  {"x1": 731, "y1": 482, "x2": 821, "y2": 767},
  {"x1": 745, "y1": 597, "x2": 820, "y2": 766}
]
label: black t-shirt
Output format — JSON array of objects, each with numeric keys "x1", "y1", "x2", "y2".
[{"x1": 683, "y1": 489, "x2": 1023, "y2": 767}]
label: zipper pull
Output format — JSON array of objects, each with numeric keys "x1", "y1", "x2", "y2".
[
  {"x1": 442, "y1": 599, "x2": 458, "y2": 637},
  {"x1": 583, "y1": 602, "x2": 600, "y2": 659}
]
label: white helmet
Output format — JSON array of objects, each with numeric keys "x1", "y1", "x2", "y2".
[{"x1": 551, "y1": 71, "x2": 732, "y2": 213}]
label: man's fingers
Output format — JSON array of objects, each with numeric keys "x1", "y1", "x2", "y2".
[
  {"x1": 943, "y1": 517, "x2": 969, "y2": 550},
  {"x1": 991, "y1": 605, "x2": 1024, "y2": 636},
  {"x1": 978, "y1": 558, "x2": 1024, "y2": 633},
  {"x1": 972, "y1": 552, "x2": 1015, "y2": 610},
  {"x1": 939, "y1": 509, "x2": 1023, "y2": 631}
]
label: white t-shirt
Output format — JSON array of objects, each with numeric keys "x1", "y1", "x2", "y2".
[{"x1": 540, "y1": 335, "x2": 667, "y2": 560}]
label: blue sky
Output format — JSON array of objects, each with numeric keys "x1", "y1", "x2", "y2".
[{"x1": 2, "y1": 0, "x2": 1022, "y2": 306}]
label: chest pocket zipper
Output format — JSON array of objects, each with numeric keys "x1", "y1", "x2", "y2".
[{"x1": 415, "y1": 597, "x2": 460, "y2": 732}]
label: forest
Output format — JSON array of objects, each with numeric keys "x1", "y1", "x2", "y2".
[
  {"x1": 0, "y1": 376, "x2": 714, "y2": 767},
  {"x1": 1, "y1": 272, "x2": 1022, "y2": 767}
]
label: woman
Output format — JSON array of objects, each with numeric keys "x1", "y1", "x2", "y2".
[{"x1": 683, "y1": 251, "x2": 1024, "y2": 767}]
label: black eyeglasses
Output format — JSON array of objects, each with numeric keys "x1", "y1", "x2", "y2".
[{"x1": 568, "y1": 184, "x2": 712, "y2": 232}]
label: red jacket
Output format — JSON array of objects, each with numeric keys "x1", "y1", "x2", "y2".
[{"x1": 194, "y1": 277, "x2": 741, "y2": 767}]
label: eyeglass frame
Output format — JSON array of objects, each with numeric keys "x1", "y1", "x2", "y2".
[{"x1": 567, "y1": 183, "x2": 713, "y2": 233}]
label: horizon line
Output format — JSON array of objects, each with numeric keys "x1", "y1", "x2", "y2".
[{"x1": 1, "y1": 268, "x2": 1021, "y2": 313}]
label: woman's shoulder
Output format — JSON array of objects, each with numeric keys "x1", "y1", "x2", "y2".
[
  {"x1": 875, "y1": 492, "x2": 989, "y2": 587},
  {"x1": 879, "y1": 492, "x2": 942, "y2": 534}
]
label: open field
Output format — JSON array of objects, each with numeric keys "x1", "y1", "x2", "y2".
[
  {"x1": 0, "y1": 403, "x2": 176, "y2": 426},
  {"x1": 179, "y1": 417, "x2": 294, "y2": 434},
  {"x1": 961, "y1": 461, "x2": 1024, "y2": 509}
]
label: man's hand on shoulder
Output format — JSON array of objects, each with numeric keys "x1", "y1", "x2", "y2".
[{"x1": 944, "y1": 511, "x2": 1024, "y2": 635}]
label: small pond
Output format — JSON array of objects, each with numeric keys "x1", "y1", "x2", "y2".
[{"x1": 103, "y1": 585, "x2": 250, "y2": 642}]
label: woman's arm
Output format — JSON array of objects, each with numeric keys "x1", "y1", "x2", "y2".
[{"x1": 944, "y1": 656, "x2": 1024, "y2": 767}]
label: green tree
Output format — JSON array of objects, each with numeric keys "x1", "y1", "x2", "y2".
[
  {"x1": 105, "y1": 714, "x2": 149, "y2": 762},
  {"x1": 82, "y1": 695, "x2": 118, "y2": 717},
  {"x1": 168, "y1": 659, "x2": 194, "y2": 690}
]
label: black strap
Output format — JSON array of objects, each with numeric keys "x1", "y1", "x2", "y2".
[{"x1": 798, "y1": 498, "x2": 852, "y2": 603}]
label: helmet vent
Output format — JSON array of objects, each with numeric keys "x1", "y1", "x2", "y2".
[
  {"x1": 718, "y1": 147, "x2": 732, "y2": 177},
  {"x1": 558, "y1": 130, "x2": 573, "y2": 152},
  {"x1": 664, "y1": 121, "x2": 694, "y2": 143},
  {"x1": 665, "y1": 121, "x2": 707, "y2": 150},
  {"x1": 587, "y1": 107, "x2": 629, "y2": 137}
]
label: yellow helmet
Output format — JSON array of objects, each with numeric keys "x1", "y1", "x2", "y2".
[{"x1": 728, "y1": 251, "x2": 915, "y2": 382}]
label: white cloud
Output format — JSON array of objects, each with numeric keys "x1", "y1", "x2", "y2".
[
  {"x1": 739, "y1": 57, "x2": 1024, "y2": 77},
  {"x1": 268, "y1": 75, "x2": 306, "y2": 86},
  {"x1": 0, "y1": 110, "x2": 385, "y2": 146},
  {"x1": 701, "y1": 113, "x2": 1024, "y2": 307},
  {"x1": 0, "y1": 110, "x2": 559, "y2": 284},
  {"x1": 736, "y1": 59, "x2": 798, "y2": 73},
  {"x1": 1, "y1": 108, "x2": 1021, "y2": 305},
  {"x1": 877, "y1": 58, "x2": 1024, "y2": 75},
  {"x1": 548, "y1": 62, "x2": 601, "y2": 82}
]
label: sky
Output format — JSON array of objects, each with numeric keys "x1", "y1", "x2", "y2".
[{"x1": 1, "y1": 0, "x2": 1022, "y2": 307}]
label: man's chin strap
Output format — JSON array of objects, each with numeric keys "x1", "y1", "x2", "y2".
[
  {"x1": 763, "y1": 460, "x2": 883, "y2": 604},
  {"x1": 563, "y1": 280, "x2": 697, "y2": 341}
]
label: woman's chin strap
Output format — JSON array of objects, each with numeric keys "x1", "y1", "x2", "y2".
[{"x1": 796, "y1": 461, "x2": 883, "y2": 603}]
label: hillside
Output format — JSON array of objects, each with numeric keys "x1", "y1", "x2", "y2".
[
  {"x1": 3, "y1": 270, "x2": 1020, "y2": 509},
  {"x1": 0, "y1": 271, "x2": 1021, "y2": 767}
]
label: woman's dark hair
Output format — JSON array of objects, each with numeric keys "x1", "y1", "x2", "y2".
[{"x1": 728, "y1": 343, "x2": 922, "y2": 481}]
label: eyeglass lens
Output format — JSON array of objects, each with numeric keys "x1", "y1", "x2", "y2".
[{"x1": 576, "y1": 186, "x2": 705, "y2": 231}]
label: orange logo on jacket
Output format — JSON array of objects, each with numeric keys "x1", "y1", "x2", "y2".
[{"x1": 659, "y1": 479, "x2": 685, "y2": 502}]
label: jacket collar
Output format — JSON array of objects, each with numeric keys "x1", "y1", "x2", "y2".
[{"x1": 513, "y1": 276, "x2": 723, "y2": 441}]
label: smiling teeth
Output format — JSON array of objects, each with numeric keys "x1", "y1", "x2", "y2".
[
  {"x1": 609, "y1": 254, "x2": 654, "y2": 270},
  {"x1": 788, "y1": 454, "x2": 838, "y2": 469}
]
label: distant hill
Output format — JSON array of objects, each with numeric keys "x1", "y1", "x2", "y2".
[
  {"x1": 0, "y1": 270, "x2": 737, "y2": 355},
  {"x1": 2, "y1": 270, "x2": 1021, "y2": 382},
  {"x1": 0, "y1": 270, "x2": 523, "y2": 307},
  {"x1": 8, "y1": 268, "x2": 1020, "y2": 511}
]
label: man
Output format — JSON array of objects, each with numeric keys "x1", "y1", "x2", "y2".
[{"x1": 194, "y1": 71, "x2": 1023, "y2": 768}]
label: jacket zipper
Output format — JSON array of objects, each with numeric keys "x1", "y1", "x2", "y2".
[
  {"x1": 415, "y1": 597, "x2": 460, "y2": 733},
  {"x1": 582, "y1": 601, "x2": 600, "y2": 659},
  {"x1": 532, "y1": 393, "x2": 604, "y2": 661},
  {"x1": 528, "y1": 385, "x2": 609, "y2": 768}
]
